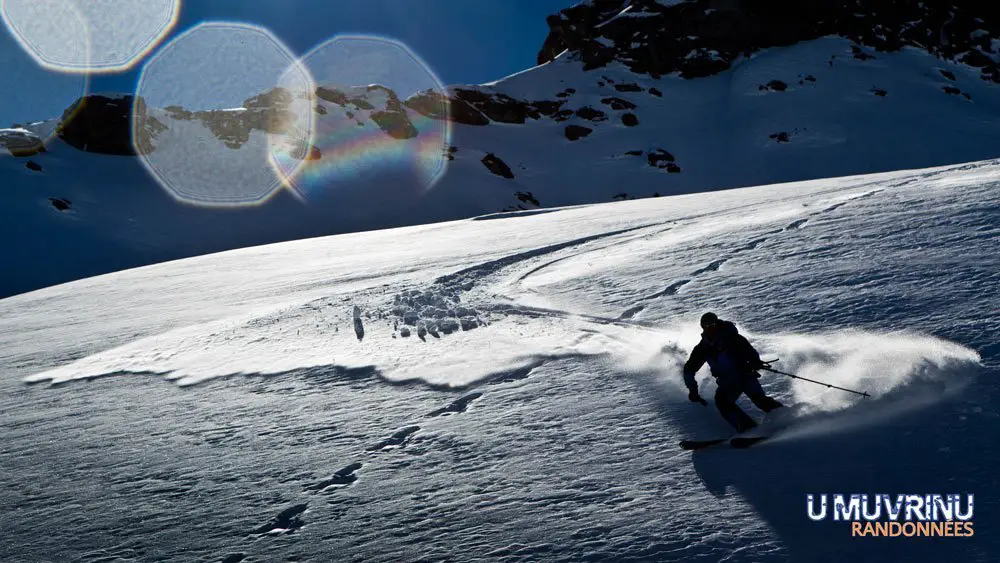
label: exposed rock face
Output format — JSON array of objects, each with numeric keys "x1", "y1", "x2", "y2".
[
  {"x1": 760, "y1": 80, "x2": 788, "y2": 92},
  {"x1": 565, "y1": 125, "x2": 593, "y2": 141},
  {"x1": 537, "y1": 0, "x2": 1000, "y2": 83},
  {"x1": 49, "y1": 197, "x2": 71, "y2": 211},
  {"x1": 25, "y1": 160, "x2": 42, "y2": 172},
  {"x1": 515, "y1": 191, "x2": 540, "y2": 206},
  {"x1": 601, "y1": 97, "x2": 636, "y2": 110},
  {"x1": 405, "y1": 90, "x2": 490, "y2": 126},
  {"x1": 57, "y1": 95, "x2": 137, "y2": 156},
  {"x1": 647, "y1": 148, "x2": 680, "y2": 172},
  {"x1": 481, "y1": 153, "x2": 514, "y2": 179},
  {"x1": 621, "y1": 113, "x2": 639, "y2": 127},
  {"x1": 365, "y1": 85, "x2": 419, "y2": 139},
  {"x1": 66, "y1": 88, "x2": 308, "y2": 156},
  {"x1": 0, "y1": 128, "x2": 45, "y2": 157},
  {"x1": 405, "y1": 88, "x2": 569, "y2": 126},
  {"x1": 576, "y1": 106, "x2": 607, "y2": 121}
]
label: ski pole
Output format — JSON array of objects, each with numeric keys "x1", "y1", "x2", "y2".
[{"x1": 761, "y1": 366, "x2": 871, "y2": 398}]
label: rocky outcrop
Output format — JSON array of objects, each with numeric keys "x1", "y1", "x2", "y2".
[
  {"x1": 601, "y1": 97, "x2": 636, "y2": 110},
  {"x1": 515, "y1": 191, "x2": 540, "y2": 206},
  {"x1": 647, "y1": 148, "x2": 680, "y2": 172},
  {"x1": 576, "y1": 106, "x2": 607, "y2": 121},
  {"x1": 25, "y1": 160, "x2": 42, "y2": 172},
  {"x1": 759, "y1": 80, "x2": 788, "y2": 92},
  {"x1": 621, "y1": 113, "x2": 639, "y2": 127},
  {"x1": 49, "y1": 197, "x2": 71, "y2": 211},
  {"x1": 565, "y1": 125, "x2": 593, "y2": 141},
  {"x1": 481, "y1": 153, "x2": 514, "y2": 179},
  {"x1": 366, "y1": 86, "x2": 419, "y2": 139},
  {"x1": 57, "y1": 95, "x2": 137, "y2": 156},
  {"x1": 537, "y1": 0, "x2": 1000, "y2": 84},
  {"x1": 405, "y1": 88, "x2": 568, "y2": 126},
  {"x1": 405, "y1": 90, "x2": 490, "y2": 126},
  {"x1": 0, "y1": 128, "x2": 45, "y2": 157}
]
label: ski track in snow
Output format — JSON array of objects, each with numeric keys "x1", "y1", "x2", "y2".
[{"x1": 2, "y1": 162, "x2": 997, "y2": 562}]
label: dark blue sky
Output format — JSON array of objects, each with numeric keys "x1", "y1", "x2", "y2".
[{"x1": 2, "y1": 0, "x2": 574, "y2": 125}]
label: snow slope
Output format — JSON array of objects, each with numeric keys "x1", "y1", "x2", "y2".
[
  {"x1": 1, "y1": 159, "x2": 997, "y2": 562},
  {"x1": 6, "y1": 32, "x2": 1000, "y2": 297}
]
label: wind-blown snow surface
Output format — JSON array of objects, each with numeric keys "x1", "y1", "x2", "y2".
[{"x1": 1, "y1": 161, "x2": 998, "y2": 561}]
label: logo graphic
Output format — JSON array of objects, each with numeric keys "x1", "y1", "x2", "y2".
[{"x1": 806, "y1": 494, "x2": 974, "y2": 537}]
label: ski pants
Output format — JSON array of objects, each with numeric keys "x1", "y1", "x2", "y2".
[{"x1": 714, "y1": 371, "x2": 783, "y2": 432}]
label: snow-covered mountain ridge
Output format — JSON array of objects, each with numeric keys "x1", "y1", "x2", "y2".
[{"x1": 5, "y1": 0, "x2": 1000, "y2": 297}]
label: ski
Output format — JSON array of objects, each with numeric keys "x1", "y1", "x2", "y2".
[
  {"x1": 730, "y1": 436, "x2": 768, "y2": 448},
  {"x1": 679, "y1": 438, "x2": 728, "y2": 450},
  {"x1": 680, "y1": 436, "x2": 769, "y2": 450}
]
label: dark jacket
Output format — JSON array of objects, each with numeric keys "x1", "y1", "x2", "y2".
[{"x1": 683, "y1": 320, "x2": 763, "y2": 393}]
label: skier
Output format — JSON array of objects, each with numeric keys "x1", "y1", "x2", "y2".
[{"x1": 683, "y1": 312, "x2": 783, "y2": 432}]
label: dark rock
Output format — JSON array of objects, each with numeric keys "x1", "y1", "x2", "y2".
[
  {"x1": 769, "y1": 132, "x2": 790, "y2": 143},
  {"x1": 552, "y1": 109, "x2": 576, "y2": 122},
  {"x1": 316, "y1": 87, "x2": 348, "y2": 105},
  {"x1": 515, "y1": 191, "x2": 540, "y2": 206},
  {"x1": 625, "y1": 150, "x2": 643, "y2": 156},
  {"x1": 564, "y1": 125, "x2": 593, "y2": 141},
  {"x1": 647, "y1": 149, "x2": 676, "y2": 168},
  {"x1": 49, "y1": 198, "x2": 71, "y2": 211},
  {"x1": 666, "y1": 163, "x2": 682, "y2": 173},
  {"x1": 536, "y1": 0, "x2": 1000, "y2": 85},
  {"x1": 445, "y1": 145, "x2": 457, "y2": 161},
  {"x1": 804, "y1": 75, "x2": 817, "y2": 82},
  {"x1": 405, "y1": 90, "x2": 490, "y2": 126},
  {"x1": 760, "y1": 79, "x2": 788, "y2": 92},
  {"x1": 648, "y1": 87, "x2": 663, "y2": 97},
  {"x1": 943, "y1": 86, "x2": 962, "y2": 95},
  {"x1": 940, "y1": 69, "x2": 957, "y2": 81},
  {"x1": 370, "y1": 110, "x2": 419, "y2": 139},
  {"x1": 482, "y1": 153, "x2": 514, "y2": 179},
  {"x1": 962, "y1": 49, "x2": 993, "y2": 68},
  {"x1": 1, "y1": 129, "x2": 45, "y2": 156},
  {"x1": 348, "y1": 97, "x2": 374, "y2": 110},
  {"x1": 576, "y1": 106, "x2": 607, "y2": 121},
  {"x1": 57, "y1": 95, "x2": 137, "y2": 156},
  {"x1": 600, "y1": 96, "x2": 637, "y2": 110},
  {"x1": 455, "y1": 89, "x2": 533, "y2": 124},
  {"x1": 614, "y1": 82, "x2": 643, "y2": 92},
  {"x1": 315, "y1": 105, "x2": 328, "y2": 115},
  {"x1": 871, "y1": 87, "x2": 888, "y2": 97},
  {"x1": 621, "y1": 113, "x2": 639, "y2": 127},
  {"x1": 25, "y1": 160, "x2": 42, "y2": 172},
  {"x1": 613, "y1": 193, "x2": 631, "y2": 201},
  {"x1": 532, "y1": 100, "x2": 565, "y2": 116},
  {"x1": 851, "y1": 45, "x2": 875, "y2": 61}
]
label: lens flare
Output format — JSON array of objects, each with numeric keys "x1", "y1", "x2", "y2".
[
  {"x1": 269, "y1": 34, "x2": 451, "y2": 201},
  {"x1": 0, "y1": 15, "x2": 88, "y2": 150},
  {"x1": 133, "y1": 22, "x2": 315, "y2": 207},
  {"x1": 1, "y1": 0, "x2": 178, "y2": 73}
]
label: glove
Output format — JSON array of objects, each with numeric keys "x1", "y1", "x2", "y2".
[{"x1": 688, "y1": 390, "x2": 708, "y2": 406}]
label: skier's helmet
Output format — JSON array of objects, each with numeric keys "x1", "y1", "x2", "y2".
[{"x1": 700, "y1": 312, "x2": 718, "y2": 328}]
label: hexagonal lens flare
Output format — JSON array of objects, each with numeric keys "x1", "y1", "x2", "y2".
[
  {"x1": 133, "y1": 22, "x2": 315, "y2": 207},
  {"x1": 269, "y1": 34, "x2": 451, "y2": 201},
  {"x1": 0, "y1": 15, "x2": 87, "y2": 151},
  {"x1": 1, "y1": 0, "x2": 178, "y2": 73}
]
